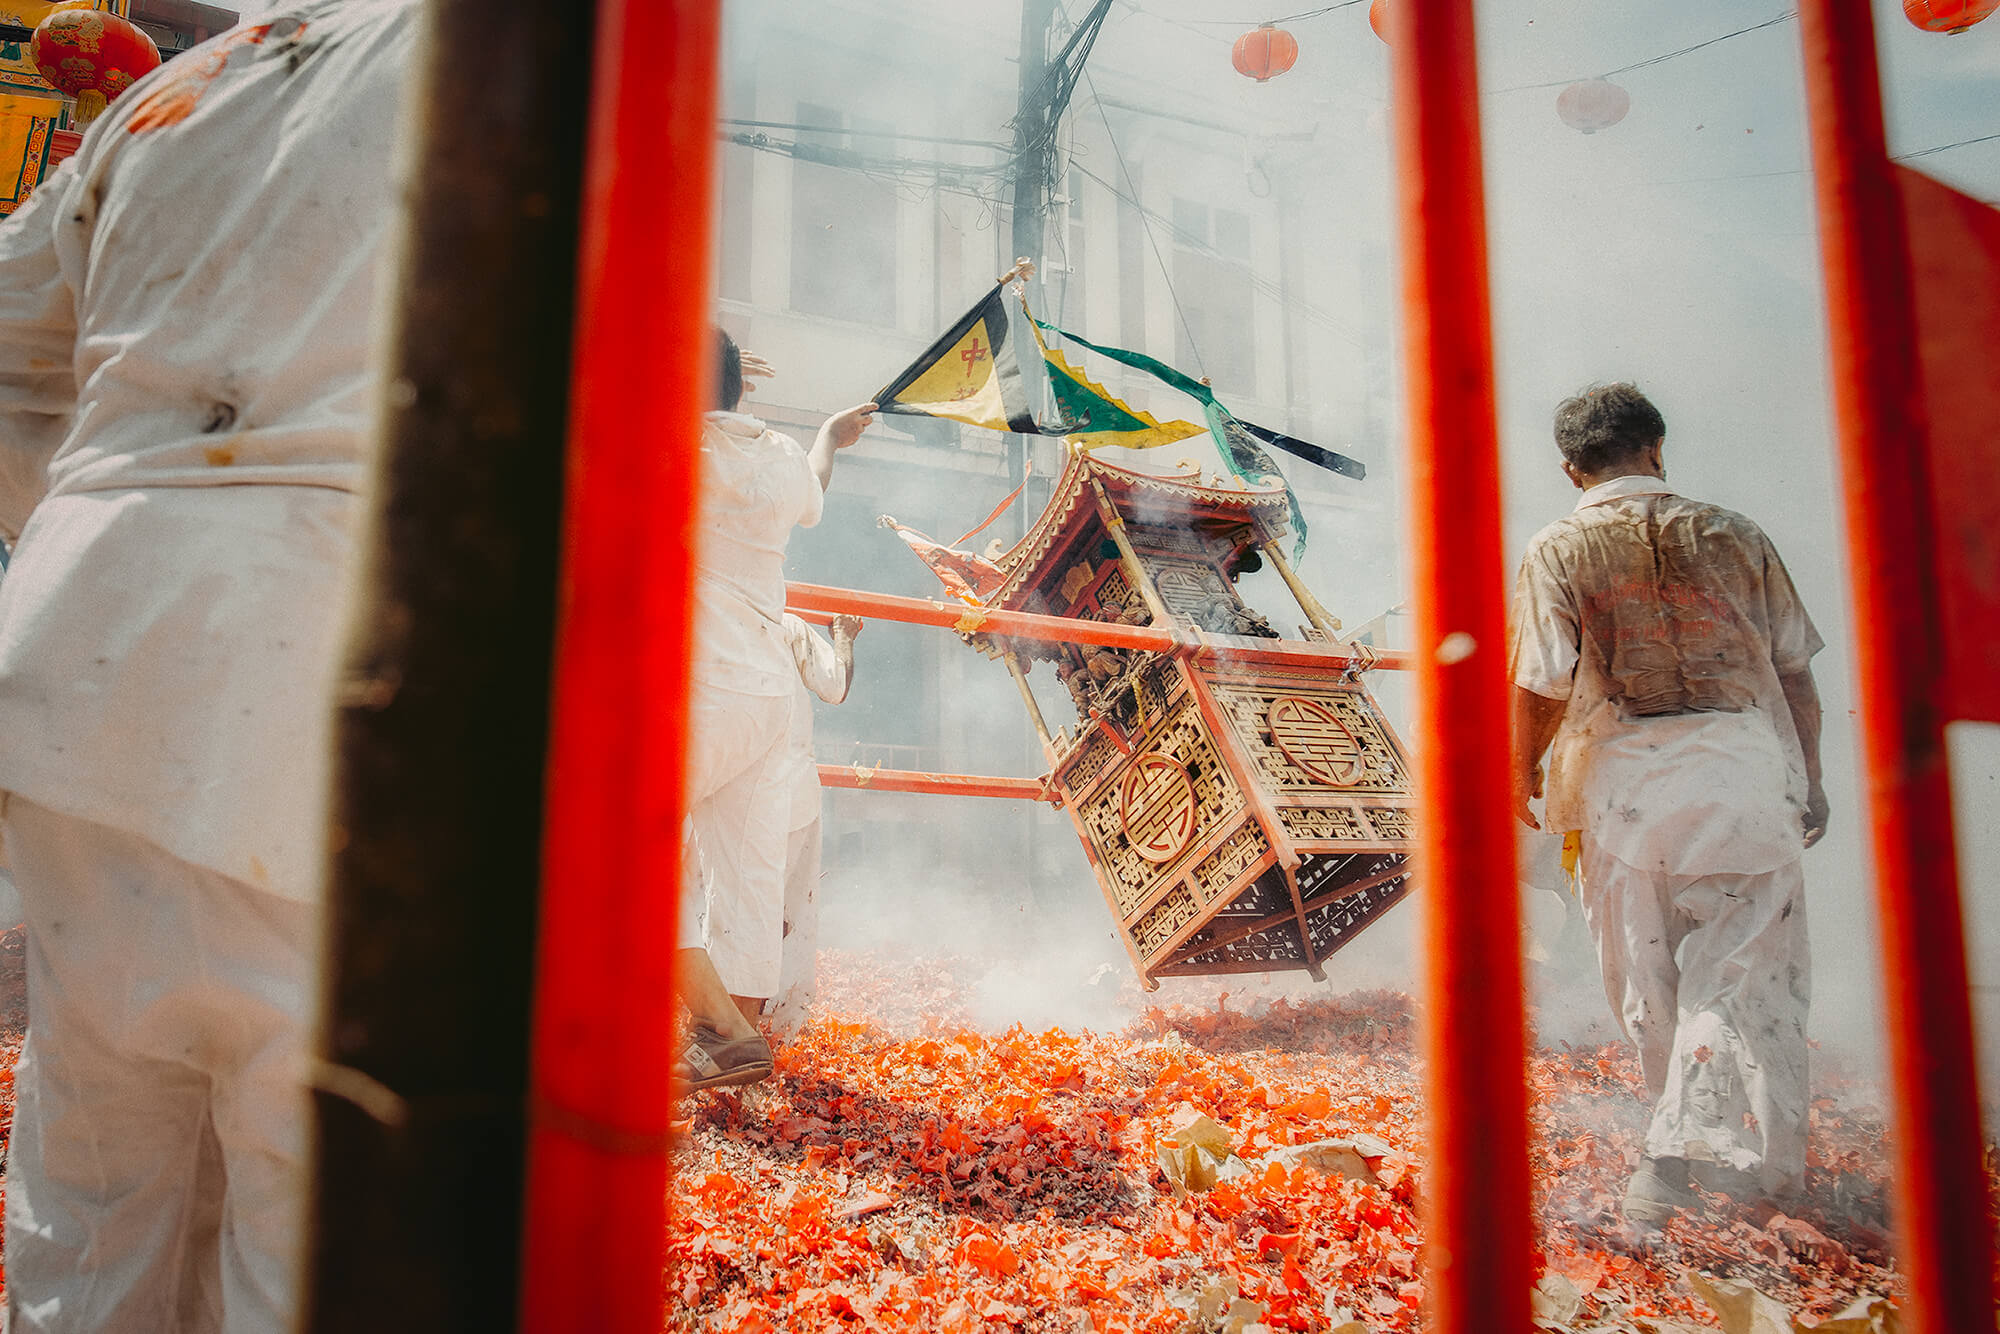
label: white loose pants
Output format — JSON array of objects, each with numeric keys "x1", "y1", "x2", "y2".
[
  {"x1": 764, "y1": 819, "x2": 821, "y2": 1041},
  {"x1": 0, "y1": 796, "x2": 316, "y2": 1334},
  {"x1": 680, "y1": 687, "x2": 792, "y2": 999},
  {"x1": 1578, "y1": 838, "x2": 1811, "y2": 1194}
]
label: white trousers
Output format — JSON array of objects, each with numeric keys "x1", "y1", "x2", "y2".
[
  {"x1": 764, "y1": 819, "x2": 821, "y2": 1041},
  {"x1": 1578, "y1": 838, "x2": 1811, "y2": 1194},
  {"x1": 0, "y1": 796, "x2": 315, "y2": 1333},
  {"x1": 680, "y1": 687, "x2": 791, "y2": 999}
]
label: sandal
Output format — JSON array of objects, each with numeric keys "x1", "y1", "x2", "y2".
[{"x1": 673, "y1": 1026, "x2": 774, "y2": 1094}]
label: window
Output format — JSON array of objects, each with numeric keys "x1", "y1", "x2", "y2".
[
  {"x1": 1172, "y1": 197, "x2": 1257, "y2": 398},
  {"x1": 789, "y1": 103, "x2": 898, "y2": 327},
  {"x1": 1116, "y1": 170, "x2": 1146, "y2": 350}
]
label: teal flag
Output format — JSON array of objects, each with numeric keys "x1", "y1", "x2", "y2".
[{"x1": 1029, "y1": 319, "x2": 1361, "y2": 558}]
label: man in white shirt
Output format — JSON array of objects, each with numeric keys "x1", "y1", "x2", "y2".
[
  {"x1": 0, "y1": 3, "x2": 417, "y2": 1327},
  {"x1": 672, "y1": 333, "x2": 872, "y2": 1092},
  {"x1": 764, "y1": 612, "x2": 859, "y2": 1039},
  {"x1": 1510, "y1": 383, "x2": 1826, "y2": 1228}
]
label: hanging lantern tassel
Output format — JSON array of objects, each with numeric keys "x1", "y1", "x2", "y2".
[
  {"x1": 1232, "y1": 23, "x2": 1299, "y2": 83},
  {"x1": 32, "y1": 7, "x2": 161, "y2": 126},
  {"x1": 1903, "y1": 0, "x2": 1998, "y2": 33},
  {"x1": 1556, "y1": 79, "x2": 1632, "y2": 135}
]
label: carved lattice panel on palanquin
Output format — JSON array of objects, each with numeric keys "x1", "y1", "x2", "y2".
[
  {"x1": 1062, "y1": 694, "x2": 1249, "y2": 923},
  {"x1": 1155, "y1": 854, "x2": 1412, "y2": 976},
  {"x1": 1207, "y1": 679, "x2": 1411, "y2": 797}
]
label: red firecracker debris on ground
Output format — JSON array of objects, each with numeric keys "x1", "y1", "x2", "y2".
[
  {"x1": 0, "y1": 932, "x2": 1989, "y2": 1328},
  {"x1": 0, "y1": 923, "x2": 28, "y2": 1297},
  {"x1": 667, "y1": 949, "x2": 1998, "y2": 1333}
]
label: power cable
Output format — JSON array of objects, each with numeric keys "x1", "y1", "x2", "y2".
[
  {"x1": 1083, "y1": 67, "x2": 1208, "y2": 376},
  {"x1": 1068, "y1": 160, "x2": 1364, "y2": 347},
  {"x1": 1117, "y1": 0, "x2": 1365, "y2": 29},
  {"x1": 722, "y1": 118, "x2": 1012, "y2": 152},
  {"x1": 1487, "y1": 12, "x2": 1797, "y2": 94},
  {"x1": 1899, "y1": 129, "x2": 2000, "y2": 160}
]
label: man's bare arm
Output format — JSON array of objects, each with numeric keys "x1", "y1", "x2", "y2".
[
  {"x1": 1512, "y1": 685, "x2": 1568, "y2": 830},
  {"x1": 807, "y1": 402, "x2": 877, "y2": 492},
  {"x1": 1780, "y1": 666, "x2": 1828, "y2": 848},
  {"x1": 828, "y1": 614, "x2": 862, "y2": 703}
]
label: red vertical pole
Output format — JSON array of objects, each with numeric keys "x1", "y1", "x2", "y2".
[
  {"x1": 520, "y1": 1, "x2": 721, "y2": 1329},
  {"x1": 1796, "y1": 9, "x2": 1994, "y2": 1332},
  {"x1": 1387, "y1": 5, "x2": 1533, "y2": 1333}
]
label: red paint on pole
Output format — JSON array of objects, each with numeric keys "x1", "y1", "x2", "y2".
[
  {"x1": 1797, "y1": 7, "x2": 1996, "y2": 1331},
  {"x1": 520, "y1": 1, "x2": 721, "y2": 1329},
  {"x1": 816, "y1": 765, "x2": 1055, "y2": 801},
  {"x1": 1387, "y1": 4, "x2": 1533, "y2": 1333}
]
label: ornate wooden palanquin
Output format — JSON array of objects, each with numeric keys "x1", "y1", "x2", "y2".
[{"x1": 978, "y1": 450, "x2": 1413, "y2": 983}]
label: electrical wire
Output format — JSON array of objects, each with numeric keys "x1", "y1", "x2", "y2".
[
  {"x1": 1083, "y1": 67, "x2": 1208, "y2": 376},
  {"x1": 722, "y1": 118, "x2": 1012, "y2": 152},
  {"x1": 1067, "y1": 160, "x2": 1365, "y2": 347},
  {"x1": 1118, "y1": 0, "x2": 1365, "y2": 28},
  {"x1": 1487, "y1": 12, "x2": 1798, "y2": 94},
  {"x1": 1899, "y1": 130, "x2": 2000, "y2": 160}
]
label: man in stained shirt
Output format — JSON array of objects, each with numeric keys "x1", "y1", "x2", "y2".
[
  {"x1": 0, "y1": 3, "x2": 417, "y2": 1327},
  {"x1": 763, "y1": 611, "x2": 860, "y2": 1039},
  {"x1": 1510, "y1": 383, "x2": 1827, "y2": 1228}
]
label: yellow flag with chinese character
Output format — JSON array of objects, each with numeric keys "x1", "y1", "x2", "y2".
[{"x1": 875, "y1": 284, "x2": 1039, "y2": 435}]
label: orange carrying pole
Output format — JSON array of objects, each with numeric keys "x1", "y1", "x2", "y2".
[
  {"x1": 786, "y1": 580, "x2": 1416, "y2": 670},
  {"x1": 1387, "y1": 3, "x2": 1533, "y2": 1333},
  {"x1": 1796, "y1": 7, "x2": 1995, "y2": 1331},
  {"x1": 817, "y1": 764, "x2": 1055, "y2": 801},
  {"x1": 521, "y1": 0, "x2": 721, "y2": 1329}
]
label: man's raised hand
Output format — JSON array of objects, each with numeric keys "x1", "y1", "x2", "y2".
[
  {"x1": 739, "y1": 349, "x2": 777, "y2": 392},
  {"x1": 821, "y1": 402, "x2": 877, "y2": 451}
]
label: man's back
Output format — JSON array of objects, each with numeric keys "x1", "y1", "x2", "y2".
[
  {"x1": 0, "y1": 0, "x2": 419, "y2": 899},
  {"x1": 1, "y1": 0, "x2": 418, "y2": 512},
  {"x1": 1521, "y1": 490, "x2": 1811, "y2": 721},
  {"x1": 1513, "y1": 475, "x2": 1822, "y2": 875}
]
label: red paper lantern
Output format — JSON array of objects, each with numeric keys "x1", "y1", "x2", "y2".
[
  {"x1": 1903, "y1": 0, "x2": 1998, "y2": 32},
  {"x1": 31, "y1": 6, "x2": 161, "y2": 125},
  {"x1": 1231, "y1": 24, "x2": 1298, "y2": 82},
  {"x1": 1556, "y1": 79, "x2": 1631, "y2": 135},
  {"x1": 1369, "y1": 0, "x2": 1390, "y2": 44}
]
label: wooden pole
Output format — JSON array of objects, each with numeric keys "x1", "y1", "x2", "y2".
[
  {"x1": 817, "y1": 765, "x2": 1053, "y2": 801},
  {"x1": 1086, "y1": 472, "x2": 1176, "y2": 626},
  {"x1": 1796, "y1": 7, "x2": 1994, "y2": 1330},
  {"x1": 1004, "y1": 649, "x2": 1055, "y2": 748},
  {"x1": 784, "y1": 581, "x2": 1416, "y2": 670},
  {"x1": 1388, "y1": 2, "x2": 1533, "y2": 1333},
  {"x1": 519, "y1": 0, "x2": 721, "y2": 1330},
  {"x1": 304, "y1": 0, "x2": 594, "y2": 1328},
  {"x1": 1259, "y1": 538, "x2": 1341, "y2": 638}
]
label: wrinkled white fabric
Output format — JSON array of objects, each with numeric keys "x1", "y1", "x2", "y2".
[
  {"x1": 762, "y1": 616, "x2": 847, "y2": 1034},
  {"x1": 682, "y1": 687, "x2": 794, "y2": 999},
  {"x1": 693, "y1": 413, "x2": 822, "y2": 699},
  {"x1": 2, "y1": 796, "x2": 317, "y2": 1334},
  {"x1": 0, "y1": 5, "x2": 416, "y2": 1328},
  {"x1": 780, "y1": 614, "x2": 845, "y2": 832},
  {"x1": 1579, "y1": 838, "x2": 1810, "y2": 1194},
  {"x1": 766, "y1": 820, "x2": 822, "y2": 1042},
  {"x1": 0, "y1": 0, "x2": 416, "y2": 900},
  {"x1": 1510, "y1": 476, "x2": 1822, "y2": 876}
]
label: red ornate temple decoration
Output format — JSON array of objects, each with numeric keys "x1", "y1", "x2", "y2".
[{"x1": 866, "y1": 448, "x2": 1416, "y2": 985}]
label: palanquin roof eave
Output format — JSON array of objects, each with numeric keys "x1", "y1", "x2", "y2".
[{"x1": 988, "y1": 449, "x2": 1290, "y2": 611}]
